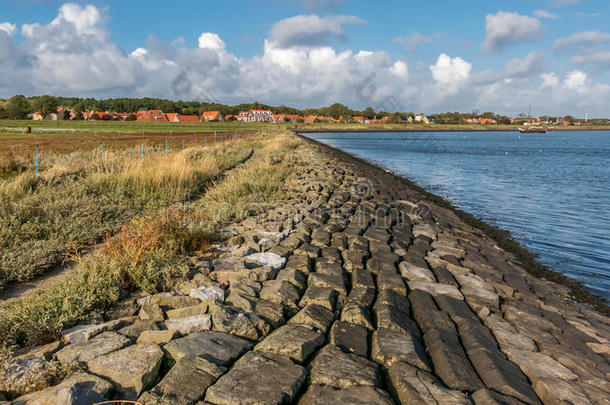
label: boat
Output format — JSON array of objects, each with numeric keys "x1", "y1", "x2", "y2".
[
  {"x1": 519, "y1": 126, "x2": 547, "y2": 133},
  {"x1": 518, "y1": 103, "x2": 547, "y2": 133}
]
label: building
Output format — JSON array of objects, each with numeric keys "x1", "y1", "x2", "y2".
[
  {"x1": 32, "y1": 108, "x2": 67, "y2": 121},
  {"x1": 250, "y1": 110, "x2": 274, "y2": 122},
  {"x1": 137, "y1": 110, "x2": 167, "y2": 121},
  {"x1": 178, "y1": 115, "x2": 201, "y2": 122},
  {"x1": 414, "y1": 114, "x2": 429, "y2": 124},
  {"x1": 238, "y1": 111, "x2": 254, "y2": 122},
  {"x1": 202, "y1": 111, "x2": 224, "y2": 122}
]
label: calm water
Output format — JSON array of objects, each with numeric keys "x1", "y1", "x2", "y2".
[{"x1": 306, "y1": 131, "x2": 610, "y2": 299}]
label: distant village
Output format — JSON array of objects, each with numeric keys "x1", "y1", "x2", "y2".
[{"x1": 29, "y1": 108, "x2": 590, "y2": 126}]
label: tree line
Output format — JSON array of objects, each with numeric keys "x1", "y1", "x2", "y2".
[{"x1": 0, "y1": 95, "x2": 601, "y2": 123}]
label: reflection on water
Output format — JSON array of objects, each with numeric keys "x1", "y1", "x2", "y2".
[{"x1": 306, "y1": 131, "x2": 610, "y2": 299}]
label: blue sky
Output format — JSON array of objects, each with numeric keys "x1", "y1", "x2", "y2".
[{"x1": 1, "y1": 0, "x2": 609, "y2": 115}]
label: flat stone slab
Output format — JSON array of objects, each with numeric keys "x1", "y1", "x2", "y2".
[
  {"x1": 298, "y1": 384, "x2": 394, "y2": 405},
  {"x1": 118, "y1": 320, "x2": 160, "y2": 341},
  {"x1": 407, "y1": 281, "x2": 464, "y2": 300},
  {"x1": 387, "y1": 361, "x2": 470, "y2": 405},
  {"x1": 164, "y1": 331, "x2": 252, "y2": 365},
  {"x1": 139, "y1": 356, "x2": 224, "y2": 405},
  {"x1": 485, "y1": 314, "x2": 537, "y2": 352},
  {"x1": 533, "y1": 377, "x2": 593, "y2": 405},
  {"x1": 205, "y1": 351, "x2": 306, "y2": 405},
  {"x1": 13, "y1": 372, "x2": 113, "y2": 404},
  {"x1": 61, "y1": 319, "x2": 126, "y2": 344},
  {"x1": 289, "y1": 304, "x2": 335, "y2": 333},
  {"x1": 244, "y1": 252, "x2": 287, "y2": 270},
  {"x1": 309, "y1": 344, "x2": 380, "y2": 389},
  {"x1": 372, "y1": 328, "x2": 431, "y2": 371},
  {"x1": 255, "y1": 324, "x2": 325, "y2": 363},
  {"x1": 299, "y1": 286, "x2": 338, "y2": 311},
  {"x1": 504, "y1": 349, "x2": 579, "y2": 381},
  {"x1": 399, "y1": 261, "x2": 436, "y2": 283},
  {"x1": 210, "y1": 304, "x2": 270, "y2": 340},
  {"x1": 87, "y1": 344, "x2": 164, "y2": 400},
  {"x1": 308, "y1": 273, "x2": 348, "y2": 296},
  {"x1": 136, "y1": 330, "x2": 177, "y2": 345},
  {"x1": 55, "y1": 331, "x2": 131, "y2": 365},
  {"x1": 162, "y1": 314, "x2": 211, "y2": 335},
  {"x1": 330, "y1": 321, "x2": 369, "y2": 357}
]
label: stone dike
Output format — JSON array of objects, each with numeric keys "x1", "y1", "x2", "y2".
[{"x1": 4, "y1": 135, "x2": 609, "y2": 404}]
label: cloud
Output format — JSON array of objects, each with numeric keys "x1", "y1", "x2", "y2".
[
  {"x1": 269, "y1": 14, "x2": 365, "y2": 48},
  {"x1": 553, "y1": 30, "x2": 610, "y2": 52},
  {"x1": 429, "y1": 53, "x2": 471, "y2": 88},
  {"x1": 0, "y1": 22, "x2": 17, "y2": 36},
  {"x1": 505, "y1": 51, "x2": 545, "y2": 78},
  {"x1": 393, "y1": 32, "x2": 432, "y2": 52},
  {"x1": 481, "y1": 11, "x2": 542, "y2": 51},
  {"x1": 3, "y1": 2, "x2": 610, "y2": 116},
  {"x1": 564, "y1": 70, "x2": 588, "y2": 90},
  {"x1": 533, "y1": 10, "x2": 558, "y2": 19},
  {"x1": 541, "y1": 72, "x2": 559, "y2": 87},
  {"x1": 198, "y1": 33, "x2": 226, "y2": 50},
  {"x1": 571, "y1": 51, "x2": 610, "y2": 67}
]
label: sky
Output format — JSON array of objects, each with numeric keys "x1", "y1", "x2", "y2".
[{"x1": 1, "y1": 0, "x2": 609, "y2": 116}]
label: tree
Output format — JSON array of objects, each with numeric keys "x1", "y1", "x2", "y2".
[
  {"x1": 563, "y1": 115, "x2": 575, "y2": 123},
  {"x1": 125, "y1": 114, "x2": 137, "y2": 121},
  {"x1": 363, "y1": 106, "x2": 376, "y2": 119},
  {"x1": 327, "y1": 103, "x2": 351, "y2": 119},
  {"x1": 4, "y1": 95, "x2": 29, "y2": 119},
  {"x1": 32, "y1": 95, "x2": 58, "y2": 116}
]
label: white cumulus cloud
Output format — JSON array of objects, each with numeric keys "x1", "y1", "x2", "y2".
[
  {"x1": 198, "y1": 33, "x2": 226, "y2": 51},
  {"x1": 564, "y1": 70, "x2": 588, "y2": 90},
  {"x1": 269, "y1": 14, "x2": 366, "y2": 48},
  {"x1": 0, "y1": 23, "x2": 17, "y2": 36},
  {"x1": 482, "y1": 11, "x2": 542, "y2": 51},
  {"x1": 430, "y1": 54, "x2": 472, "y2": 85}
]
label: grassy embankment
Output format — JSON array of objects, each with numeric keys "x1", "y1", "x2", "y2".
[
  {"x1": 0, "y1": 131, "x2": 301, "y2": 351},
  {"x1": 0, "y1": 140, "x2": 252, "y2": 287}
]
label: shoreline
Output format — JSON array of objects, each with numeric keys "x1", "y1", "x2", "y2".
[
  {"x1": 297, "y1": 132, "x2": 609, "y2": 315},
  {"x1": 295, "y1": 126, "x2": 610, "y2": 133}
]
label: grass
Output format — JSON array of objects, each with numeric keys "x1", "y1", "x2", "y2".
[
  {"x1": 0, "y1": 132, "x2": 303, "y2": 350},
  {"x1": 0, "y1": 140, "x2": 253, "y2": 287}
]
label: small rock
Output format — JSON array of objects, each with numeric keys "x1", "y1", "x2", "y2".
[
  {"x1": 244, "y1": 252, "x2": 287, "y2": 270},
  {"x1": 61, "y1": 319, "x2": 127, "y2": 344},
  {"x1": 372, "y1": 328, "x2": 431, "y2": 371},
  {"x1": 88, "y1": 344, "x2": 164, "y2": 400},
  {"x1": 13, "y1": 372, "x2": 112, "y2": 405},
  {"x1": 189, "y1": 285, "x2": 225, "y2": 303},
  {"x1": 255, "y1": 324, "x2": 325, "y2": 363},
  {"x1": 117, "y1": 320, "x2": 160, "y2": 341},
  {"x1": 289, "y1": 304, "x2": 335, "y2": 333},
  {"x1": 210, "y1": 304, "x2": 270, "y2": 340},
  {"x1": 299, "y1": 384, "x2": 394, "y2": 405},
  {"x1": 161, "y1": 315, "x2": 211, "y2": 335},
  {"x1": 309, "y1": 344, "x2": 380, "y2": 389},
  {"x1": 55, "y1": 331, "x2": 131, "y2": 366},
  {"x1": 407, "y1": 281, "x2": 464, "y2": 300},
  {"x1": 205, "y1": 352, "x2": 306, "y2": 404},
  {"x1": 139, "y1": 303, "x2": 165, "y2": 322},
  {"x1": 330, "y1": 321, "x2": 369, "y2": 357},
  {"x1": 136, "y1": 330, "x2": 177, "y2": 345},
  {"x1": 398, "y1": 261, "x2": 436, "y2": 283},
  {"x1": 164, "y1": 331, "x2": 252, "y2": 365},
  {"x1": 165, "y1": 303, "x2": 209, "y2": 319}
]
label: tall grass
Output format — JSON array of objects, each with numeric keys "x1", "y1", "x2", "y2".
[
  {"x1": 0, "y1": 144, "x2": 252, "y2": 285},
  {"x1": 0, "y1": 132, "x2": 303, "y2": 349}
]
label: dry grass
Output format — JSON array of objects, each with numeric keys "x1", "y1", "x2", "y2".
[
  {"x1": 0, "y1": 132, "x2": 303, "y2": 350},
  {"x1": 0, "y1": 143, "x2": 252, "y2": 285}
]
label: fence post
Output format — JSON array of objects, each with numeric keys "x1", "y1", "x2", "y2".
[
  {"x1": 165, "y1": 138, "x2": 168, "y2": 155},
  {"x1": 182, "y1": 139, "x2": 185, "y2": 150},
  {"x1": 101, "y1": 143, "x2": 104, "y2": 158},
  {"x1": 205, "y1": 136, "x2": 207, "y2": 147},
  {"x1": 195, "y1": 136, "x2": 197, "y2": 147},
  {"x1": 35, "y1": 145, "x2": 38, "y2": 176}
]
